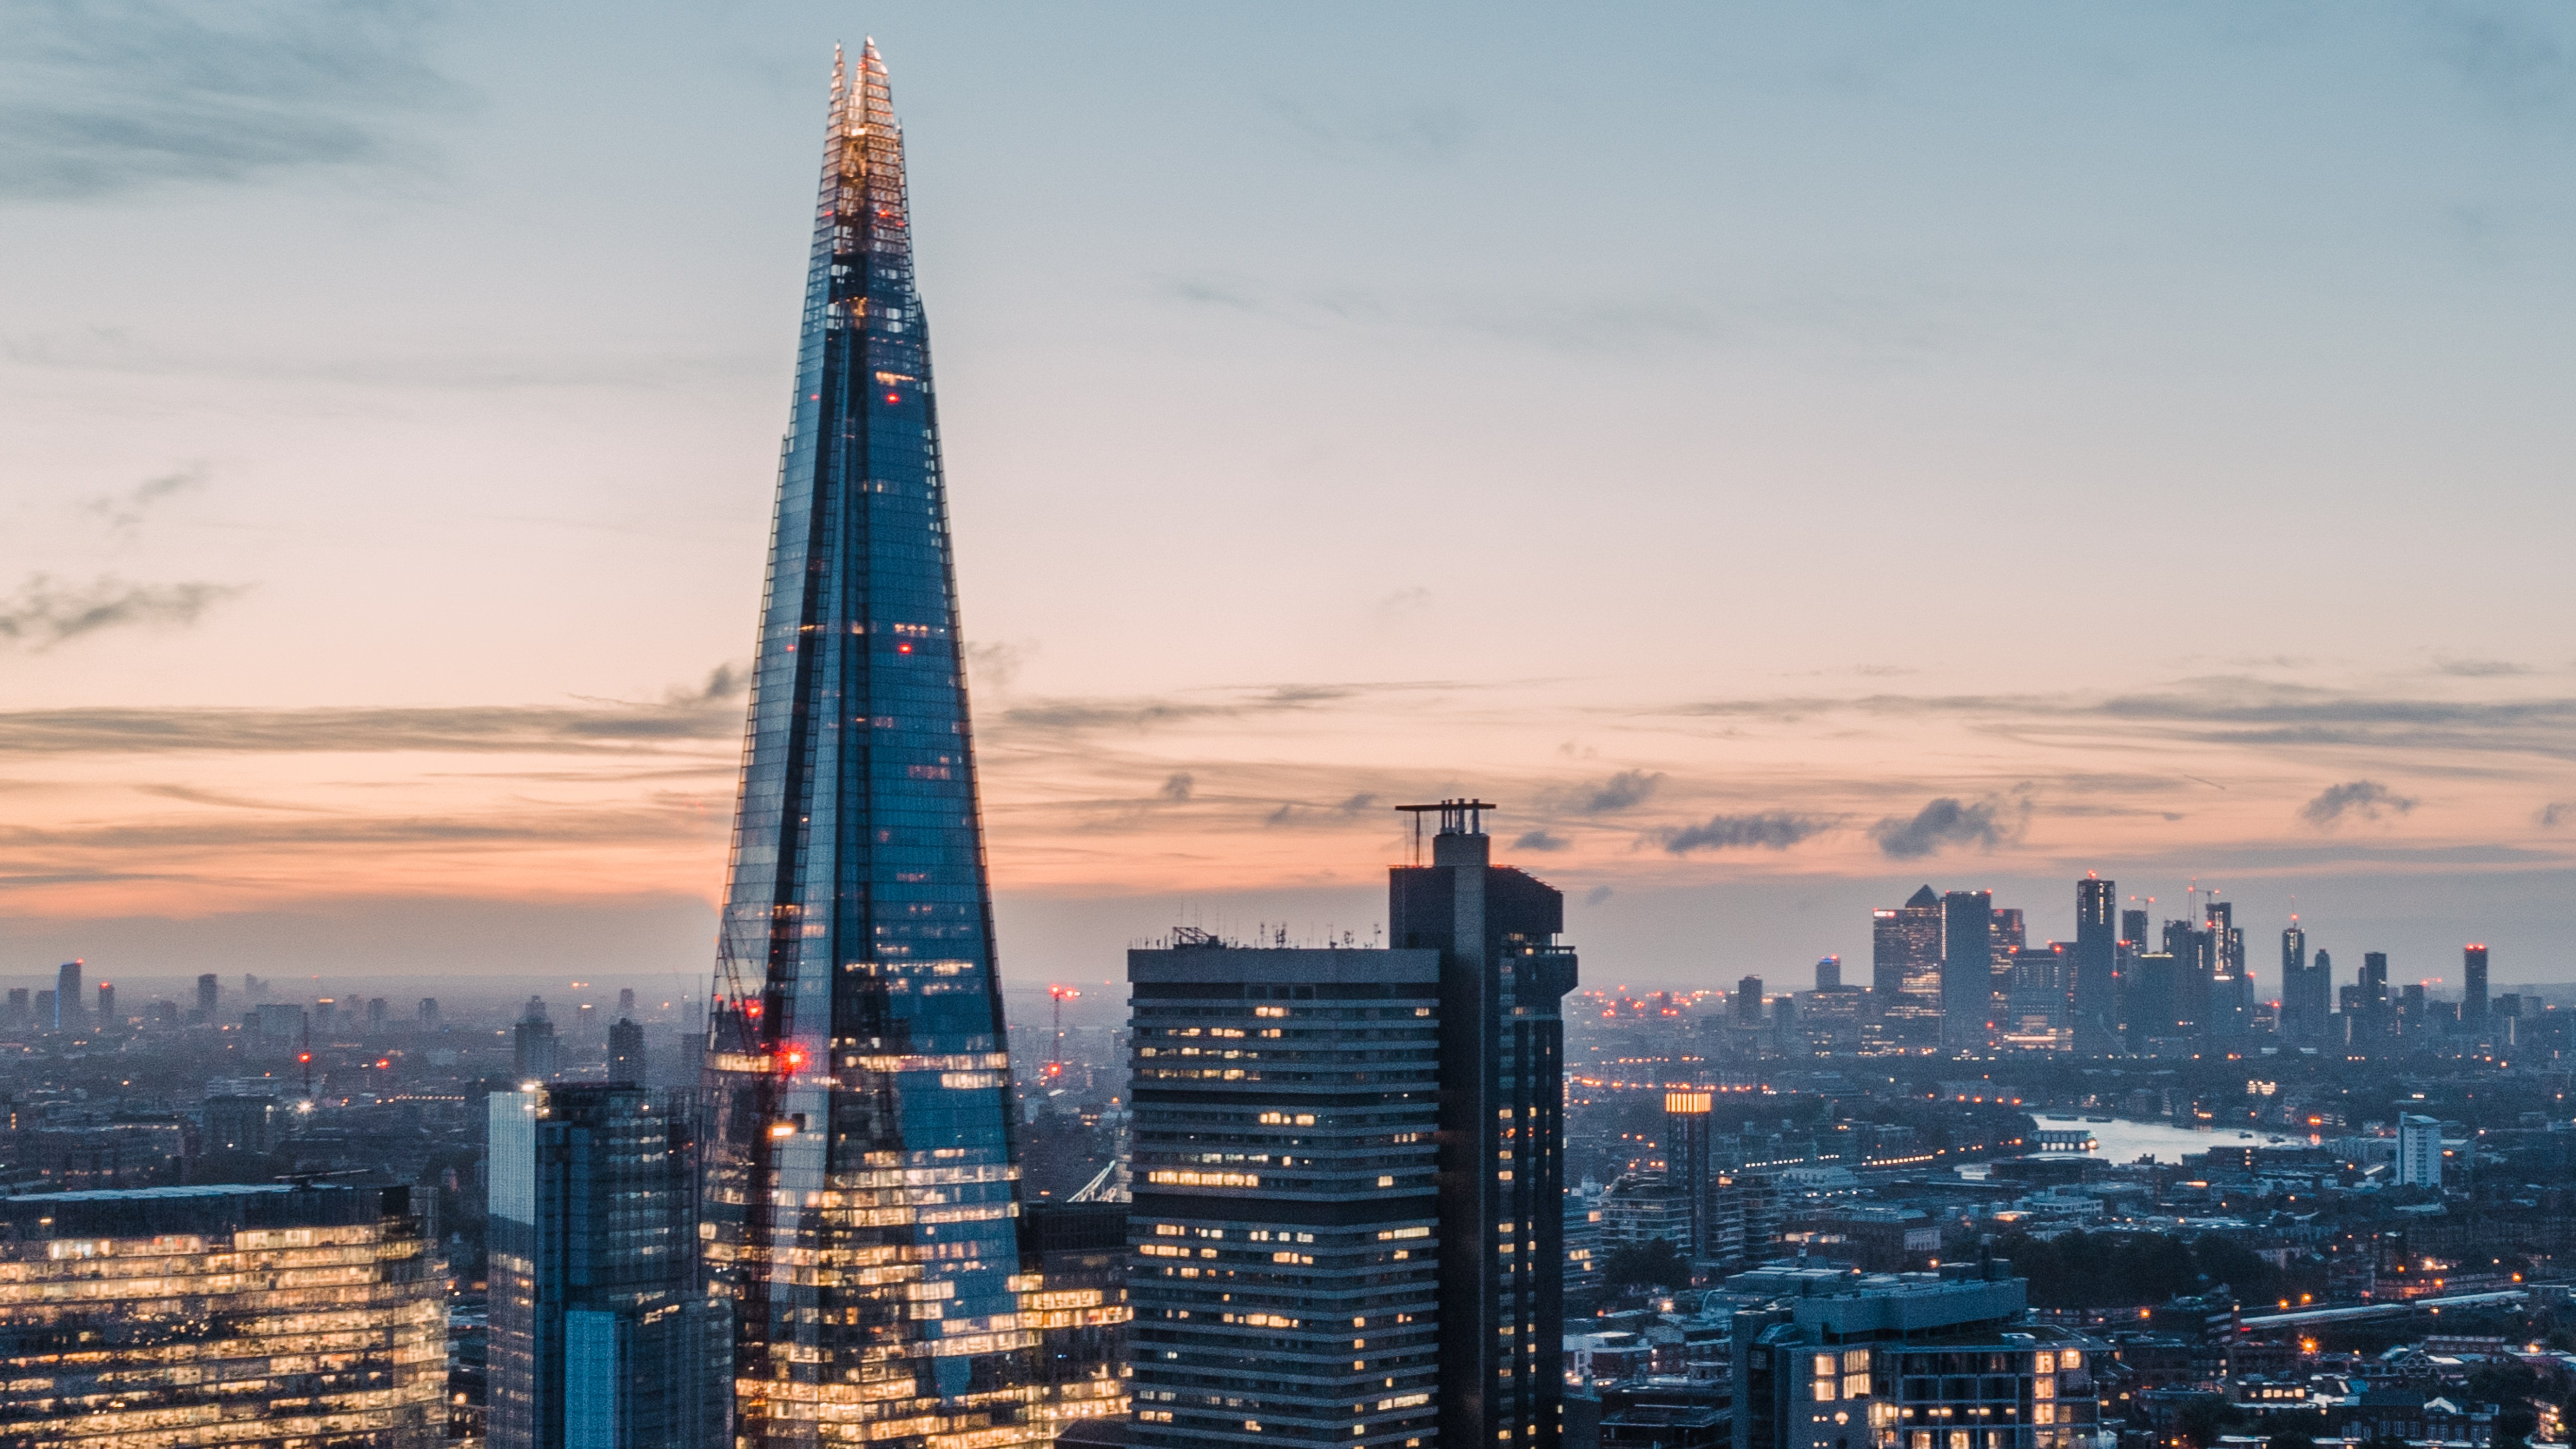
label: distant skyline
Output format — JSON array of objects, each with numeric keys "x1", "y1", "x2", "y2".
[{"x1": 6, "y1": 5, "x2": 2576, "y2": 988}]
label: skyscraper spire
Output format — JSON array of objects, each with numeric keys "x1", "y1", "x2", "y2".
[{"x1": 701, "y1": 48, "x2": 1123, "y2": 1449}]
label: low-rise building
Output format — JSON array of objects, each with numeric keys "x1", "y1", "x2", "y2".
[
  {"x1": 1731, "y1": 1261, "x2": 2107, "y2": 1449},
  {"x1": 0, "y1": 1181, "x2": 445, "y2": 1448}
]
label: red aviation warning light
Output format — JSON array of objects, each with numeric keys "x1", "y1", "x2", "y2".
[{"x1": 1046, "y1": 985, "x2": 1080, "y2": 1082}]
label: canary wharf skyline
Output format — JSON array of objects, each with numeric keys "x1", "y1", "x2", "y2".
[{"x1": 6, "y1": 5, "x2": 2576, "y2": 987}]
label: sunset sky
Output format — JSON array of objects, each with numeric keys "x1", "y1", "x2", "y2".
[{"x1": 6, "y1": 4, "x2": 2576, "y2": 1003}]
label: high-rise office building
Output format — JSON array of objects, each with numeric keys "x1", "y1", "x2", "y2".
[
  {"x1": 1987, "y1": 908, "x2": 2025, "y2": 1023},
  {"x1": 2072, "y1": 876, "x2": 2116, "y2": 1055},
  {"x1": 1124, "y1": 804, "x2": 1577, "y2": 1449},
  {"x1": 489, "y1": 1085, "x2": 727, "y2": 1449},
  {"x1": 94, "y1": 982, "x2": 114, "y2": 1031},
  {"x1": 1736, "y1": 974, "x2": 1766, "y2": 1026},
  {"x1": 1391, "y1": 802, "x2": 1578, "y2": 1449},
  {"x1": 196, "y1": 972, "x2": 219, "y2": 1021},
  {"x1": 1988, "y1": 908, "x2": 2025, "y2": 961},
  {"x1": 1939, "y1": 891, "x2": 1993, "y2": 1052},
  {"x1": 619, "y1": 986, "x2": 637, "y2": 1017},
  {"x1": 3, "y1": 989, "x2": 25, "y2": 1032},
  {"x1": 2124, "y1": 951, "x2": 2183, "y2": 1044},
  {"x1": 2357, "y1": 951, "x2": 2391, "y2": 1039},
  {"x1": 2278, "y1": 923, "x2": 2326, "y2": 1046},
  {"x1": 2159, "y1": 919, "x2": 2209, "y2": 1034},
  {"x1": 0, "y1": 1181, "x2": 444, "y2": 1447},
  {"x1": 368, "y1": 996, "x2": 388, "y2": 1033},
  {"x1": 1126, "y1": 939, "x2": 1443, "y2": 1448},
  {"x1": 2002, "y1": 943, "x2": 2070, "y2": 1042},
  {"x1": 2463, "y1": 945, "x2": 2489, "y2": 1032},
  {"x1": 696, "y1": 46, "x2": 1123, "y2": 1449},
  {"x1": 607, "y1": 1017, "x2": 646, "y2": 1085},
  {"x1": 2204, "y1": 900, "x2": 2248, "y2": 1034},
  {"x1": 514, "y1": 998, "x2": 562, "y2": 1082},
  {"x1": 1872, "y1": 888, "x2": 1943, "y2": 1036},
  {"x1": 2119, "y1": 907, "x2": 2148, "y2": 947},
  {"x1": 1815, "y1": 957, "x2": 1841, "y2": 992},
  {"x1": 2397, "y1": 1114, "x2": 2444, "y2": 1188},
  {"x1": 54, "y1": 961, "x2": 81, "y2": 1034},
  {"x1": 421, "y1": 996, "x2": 442, "y2": 1031}
]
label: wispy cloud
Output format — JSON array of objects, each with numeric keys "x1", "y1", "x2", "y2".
[
  {"x1": 2433, "y1": 655, "x2": 2529, "y2": 678},
  {"x1": 1155, "y1": 271, "x2": 1995, "y2": 360},
  {"x1": 1257, "y1": 94, "x2": 1475, "y2": 166},
  {"x1": 996, "y1": 681, "x2": 1465, "y2": 738},
  {"x1": 1663, "y1": 811, "x2": 1833, "y2": 855},
  {"x1": 1372, "y1": 587, "x2": 1433, "y2": 626},
  {"x1": 3, "y1": 326, "x2": 763, "y2": 392},
  {"x1": 0, "y1": 0, "x2": 460, "y2": 200},
  {"x1": 1558, "y1": 769, "x2": 1663, "y2": 814},
  {"x1": 2300, "y1": 779, "x2": 2418, "y2": 829},
  {"x1": 1659, "y1": 676, "x2": 2576, "y2": 761},
  {"x1": 965, "y1": 641, "x2": 1029, "y2": 693},
  {"x1": 0, "y1": 575, "x2": 248, "y2": 649},
  {"x1": 0, "y1": 696, "x2": 742, "y2": 755},
  {"x1": 81, "y1": 463, "x2": 206, "y2": 536},
  {"x1": 0, "y1": 797, "x2": 715, "y2": 862},
  {"x1": 665, "y1": 663, "x2": 747, "y2": 706},
  {"x1": 1159, "y1": 772, "x2": 1194, "y2": 803},
  {"x1": 2415, "y1": 6, "x2": 2576, "y2": 119},
  {"x1": 1513, "y1": 829, "x2": 1569, "y2": 852},
  {"x1": 1870, "y1": 797, "x2": 2018, "y2": 860},
  {"x1": 135, "y1": 783, "x2": 333, "y2": 813}
]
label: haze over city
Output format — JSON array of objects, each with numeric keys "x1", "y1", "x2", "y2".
[{"x1": 8, "y1": 5, "x2": 2576, "y2": 994}]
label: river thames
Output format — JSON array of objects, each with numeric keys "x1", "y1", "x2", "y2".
[{"x1": 2024, "y1": 1116, "x2": 2321, "y2": 1165}]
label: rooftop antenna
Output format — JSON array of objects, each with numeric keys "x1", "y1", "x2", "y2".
[{"x1": 1394, "y1": 799, "x2": 1495, "y2": 862}]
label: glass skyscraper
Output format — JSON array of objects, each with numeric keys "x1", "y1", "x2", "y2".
[
  {"x1": 699, "y1": 44, "x2": 1126, "y2": 1449},
  {"x1": 488, "y1": 1085, "x2": 728, "y2": 1449}
]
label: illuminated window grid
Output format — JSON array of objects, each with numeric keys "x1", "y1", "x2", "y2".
[
  {"x1": 1127, "y1": 947, "x2": 1443, "y2": 1449},
  {"x1": 0, "y1": 1216, "x2": 443, "y2": 1448}
]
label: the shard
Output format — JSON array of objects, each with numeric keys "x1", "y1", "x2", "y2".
[{"x1": 700, "y1": 43, "x2": 1126, "y2": 1449}]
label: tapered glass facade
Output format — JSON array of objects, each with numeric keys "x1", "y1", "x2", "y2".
[
  {"x1": 0, "y1": 1183, "x2": 444, "y2": 1449},
  {"x1": 699, "y1": 43, "x2": 1125, "y2": 1449}
]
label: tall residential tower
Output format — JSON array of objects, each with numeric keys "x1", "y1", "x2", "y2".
[
  {"x1": 698, "y1": 45, "x2": 1124, "y2": 1449},
  {"x1": 2072, "y1": 875, "x2": 2117, "y2": 1054}
]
